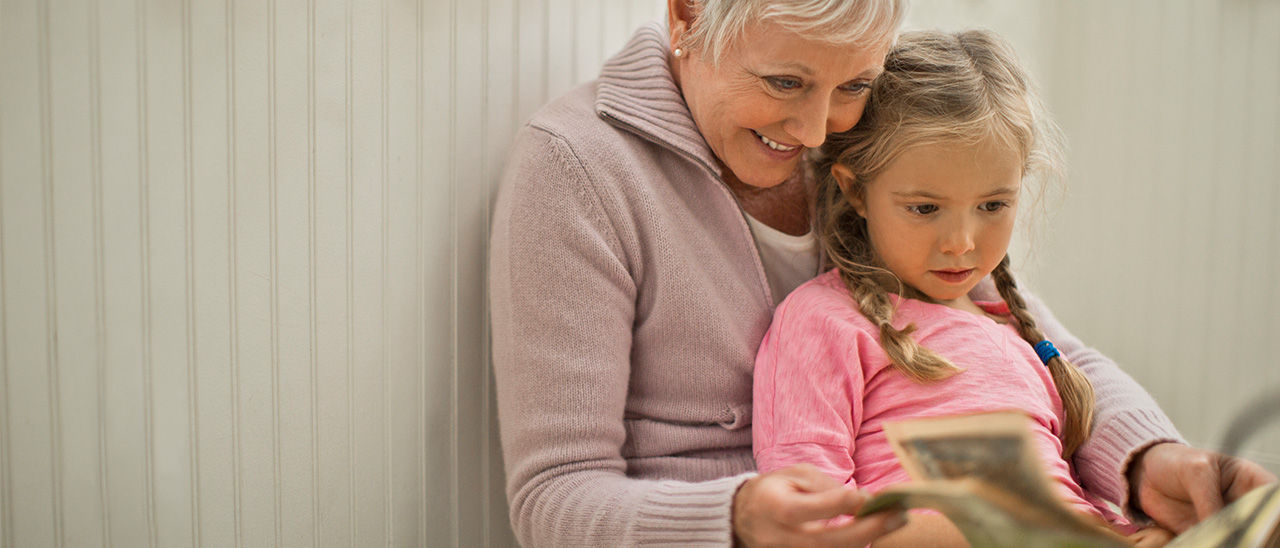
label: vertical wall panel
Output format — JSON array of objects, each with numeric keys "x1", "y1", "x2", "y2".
[
  {"x1": 452, "y1": 0, "x2": 488, "y2": 543},
  {"x1": 573, "y1": 0, "x2": 602, "y2": 84},
  {"x1": 311, "y1": 0, "x2": 355, "y2": 545},
  {"x1": 0, "y1": 0, "x2": 9, "y2": 540},
  {"x1": 98, "y1": 0, "x2": 152, "y2": 543},
  {"x1": 1133, "y1": 1, "x2": 1179, "y2": 429},
  {"x1": 0, "y1": 4, "x2": 9, "y2": 536},
  {"x1": 1165, "y1": 0, "x2": 1218, "y2": 437},
  {"x1": 515, "y1": 0, "x2": 548, "y2": 123},
  {"x1": 1232, "y1": 0, "x2": 1278, "y2": 455},
  {"x1": 1253, "y1": 0, "x2": 1280, "y2": 455},
  {"x1": 142, "y1": 0, "x2": 199, "y2": 544},
  {"x1": 349, "y1": 0, "x2": 387, "y2": 544},
  {"x1": 384, "y1": 0, "x2": 423, "y2": 545},
  {"x1": 1206, "y1": 0, "x2": 1249, "y2": 441},
  {"x1": 230, "y1": 0, "x2": 277, "y2": 544},
  {"x1": 50, "y1": 0, "x2": 110, "y2": 545},
  {"x1": 0, "y1": 2, "x2": 10, "y2": 542},
  {"x1": 421, "y1": 0, "x2": 453, "y2": 541},
  {"x1": 604, "y1": 2, "x2": 629, "y2": 59},
  {"x1": 546, "y1": 0, "x2": 576, "y2": 98},
  {"x1": 482, "y1": 0, "x2": 518, "y2": 544},
  {"x1": 190, "y1": 0, "x2": 236, "y2": 542},
  {"x1": 273, "y1": 0, "x2": 320, "y2": 545},
  {"x1": 1, "y1": 1, "x2": 58, "y2": 546}
]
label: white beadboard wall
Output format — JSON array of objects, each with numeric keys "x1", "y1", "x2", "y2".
[
  {"x1": 1031, "y1": 0, "x2": 1280, "y2": 469},
  {"x1": 0, "y1": 0, "x2": 664, "y2": 547},
  {"x1": 1, "y1": 1, "x2": 1277, "y2": 548}
]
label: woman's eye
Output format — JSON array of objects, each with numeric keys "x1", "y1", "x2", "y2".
[
  {"x1": 980, "y1": 201, "x2": 1010, "y2": 212},
  {"x1": 765, "y1": 77, "x2": 803, "y2": 91},
  {"x1": 907, "y1": 204, "x2": 938, "y2": 215},
  {"x1": 839, "y1": 82, "x2": 870, "y2": 94}
]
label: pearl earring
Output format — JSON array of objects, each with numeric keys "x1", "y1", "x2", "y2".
[{"x1": 673, "y1": 48, "x2": 684, "y2": 58}]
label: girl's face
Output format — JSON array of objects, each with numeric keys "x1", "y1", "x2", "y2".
[
  {"x1": 672, "y1": 21, "x2": 890, "y2": 188},
  {"x1": 839, "y1": 138, "x2": 1024, "y2": 307}
]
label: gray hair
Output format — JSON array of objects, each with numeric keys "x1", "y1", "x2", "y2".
[{"x1": 679, "y1": 0, "x2": 908, "y2": 64}]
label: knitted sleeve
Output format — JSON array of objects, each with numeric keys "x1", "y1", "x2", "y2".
[
  {"x1": 972, "y1": 278, "x2": 1185, "y2": 511},
  {"x1": 489, "y1": 126, "x2": 749, "y2": 547}
]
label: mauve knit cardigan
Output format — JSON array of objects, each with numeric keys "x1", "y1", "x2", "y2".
[{"x1": 488, "y1": 21, "x2": 1183, "y2": 547}]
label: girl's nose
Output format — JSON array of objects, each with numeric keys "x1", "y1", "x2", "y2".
[{"x1": 939, "y1": 221, "x2": 976, "y2": 255}]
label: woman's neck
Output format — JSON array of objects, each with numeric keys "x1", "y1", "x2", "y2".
[{"x1": 724, "y1": 168, "x2": 811, "y2": 236}]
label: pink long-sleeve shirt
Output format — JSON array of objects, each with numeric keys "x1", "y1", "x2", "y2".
[{"x1": 754, "y1": 269, "x2": 1120, "y2": 521}]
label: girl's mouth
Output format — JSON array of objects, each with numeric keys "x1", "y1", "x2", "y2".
[{"x1": 931, "y1": 269, "x2": 975, "y2": 284}]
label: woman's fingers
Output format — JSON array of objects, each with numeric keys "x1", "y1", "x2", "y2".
[
  {"x1": 734, "y1": 465, "x2": 907, "y2": 547},
  {"x1": 801, "y1": 510, "x2": 908, "y2": 545},
  {"x1": 1219, "y1": 453, "x2": 1279, "y2": 501},
  {"x1": 770, "y1": 465, "x2": 866, "y2": 523},
  {"x1": 1177, "y1": 451, "x2": 1224, "y2": 521}
]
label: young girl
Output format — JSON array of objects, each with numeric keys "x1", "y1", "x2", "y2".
[{"x1": 752, "y1": 29, "x2": 1172, "y2": 546}]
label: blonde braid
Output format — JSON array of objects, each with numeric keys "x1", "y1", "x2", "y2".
[
  {"x1": 991, "y1": 256, "x2": 1095, "y2": 457},
  {"x1": 839, "y1": 269, "x2": 961, "y2": 383}
]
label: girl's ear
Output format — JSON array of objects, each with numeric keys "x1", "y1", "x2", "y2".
[{"x1": 831, "y1": 164, "x2": 867, "y2": 216}]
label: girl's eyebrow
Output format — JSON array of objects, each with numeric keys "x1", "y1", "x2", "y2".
[
  {"x1": 980, "y1": 186, "x2": 1021, "y2": 197},
  {"x1": 891, "y1": 190, "x2": 944, "y2": 199},
  {"x1": 891, "y1": 186, "x2": 1020, "y2": 199}
]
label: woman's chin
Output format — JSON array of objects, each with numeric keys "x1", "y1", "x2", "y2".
[{"x1": 725, "y1": 161, "x2": 801, "y2": 189}]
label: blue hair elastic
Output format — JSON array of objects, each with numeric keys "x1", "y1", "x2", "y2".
[{"x1": 1034, "y1": 340, "x2": 1060, "y2": 365}]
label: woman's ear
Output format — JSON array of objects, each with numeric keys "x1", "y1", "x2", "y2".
[
  {"x1": 831, "y1": 164, "x2": 867, "y2": 217},
  {"x1": 667, "y1": 0, "x2": 691, "y2": 52}
]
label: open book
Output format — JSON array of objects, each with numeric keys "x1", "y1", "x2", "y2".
[{"x1": 855, "y1": 411, "x2": 1280, "y2": 547}]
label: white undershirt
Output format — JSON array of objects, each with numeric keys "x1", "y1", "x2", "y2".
[{"x1": 745, "y1": 213, "x2": 822, "y2": 304}]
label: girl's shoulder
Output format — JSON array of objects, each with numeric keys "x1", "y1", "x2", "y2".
[
  {"x1": 776, "y1": 270, "x2": 964, "y2": 335},
  {"x1": 772, "y1": 269, "x2": 879, "y2": 335},
  {"x1": 778, "y1": 269, "x2": 850, "y2": 308}
]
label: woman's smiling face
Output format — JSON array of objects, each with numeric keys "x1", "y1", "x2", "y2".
[{"x1": 672, "y1": 21, "x2": 891, "y2": 189}]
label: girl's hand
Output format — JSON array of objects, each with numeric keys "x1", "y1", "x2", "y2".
[
  {"x1": 732, "y1": 464, "x2": 907, "y2": 547},
  {"x1": 1128, "y1": 442, "x2": 1278, "y2": 533}
]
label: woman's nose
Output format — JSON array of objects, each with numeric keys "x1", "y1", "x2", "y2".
[{"x1": 784, "y1": 94, "x2": 832, "y2": 149}]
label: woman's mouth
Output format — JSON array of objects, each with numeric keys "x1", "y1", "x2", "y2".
[
  {"x1": 753, "y1": 130, "x2": 798, "y2": 152},
  {"x1": 931, "y1": 269, "x2": 974, "y2": 284},
  {"x1": 752, "y1": 130, "x2": 802, "y2": 158}
]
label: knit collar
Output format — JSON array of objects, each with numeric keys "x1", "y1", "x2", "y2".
[{"x1": 595, "y1": 21, "x2": 723, "y2": 179}]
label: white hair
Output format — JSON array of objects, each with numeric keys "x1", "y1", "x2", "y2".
[{"x1": 679, "y1": 0, "x2": 908, "y2": 64}]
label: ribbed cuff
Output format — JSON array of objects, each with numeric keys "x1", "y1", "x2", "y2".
[
  {"x1": 1074, "y1": 408, "x2": 1184, "y2": 519},
  {"x1": 632, "y1": 472, "x2": 757, "y2": 546}
]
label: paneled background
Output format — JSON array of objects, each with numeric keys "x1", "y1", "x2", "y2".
[{"x1": 0, "y1": 1, "x2": 1276, "y2": 547}]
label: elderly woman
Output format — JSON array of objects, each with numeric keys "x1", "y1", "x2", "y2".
[{"x1": 489, "y1": 0, "x2": 1275, "y2": 546}]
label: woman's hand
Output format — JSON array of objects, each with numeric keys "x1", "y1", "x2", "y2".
[
  {"x1": 1128, "y1": 442, "x2": 1278, "y2": 533},
  {"x1": 732, "y1": 464, "x2": 907, "y2": 547},
  {"x1": 1126, "y1": 526, "x2": 1175, "y2": 548}
]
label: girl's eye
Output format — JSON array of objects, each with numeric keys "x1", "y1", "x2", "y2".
[
  {"x1": 765, "y1": 76, "x2": 803, "y2": 92},
  {"x1": 980, "y1": 201, "x2": 1010, "y2": 212},
  {"x1": 907, "y1": 204, "x2": 938, "y2": 215}
]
